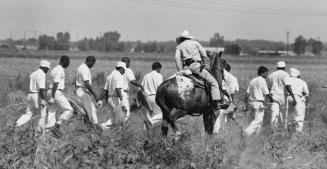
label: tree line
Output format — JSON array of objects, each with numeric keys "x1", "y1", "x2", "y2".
[{"x1": 1, "y1": 31, "x2": 325, "y2": 56}]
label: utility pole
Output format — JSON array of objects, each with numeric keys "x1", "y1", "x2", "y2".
[
  {"x1": 286, "y1": 31, "x2": 290, "y2": 56},
  {"x1": 24, "y1": 30, "x2": 26, "y2": 48}
]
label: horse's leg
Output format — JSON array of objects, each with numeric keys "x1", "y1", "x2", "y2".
[
  {"x1": 159, "y1": 105, "x2": 172, "y2": 136},
  {"x1": 168, "y1": 109, "x2": 187, "y2": 135},
  {"x1": 162, "y1": 117, "x2": 169, "y2": 136},
  {"x1": 203, "y1": 110, "x2": 212, "y2": 134},
  {"x1": 203, "y1": 109, "x2": 219, "y2": 134}
]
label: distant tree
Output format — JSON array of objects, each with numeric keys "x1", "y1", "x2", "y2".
[
  {"x1": 224, "y1": 43, "x2": 241, "y2": 55},
  {"x1": 77, "y1": 38, "x2": 90, "y2": 51},
  {"x1": 293, "y1": 35, "x2": 307, "y2": 55},
  {"x1": 55, "y1": 32, "x2": 70, "y2": 50},
  {"x1": 143, "y1": 41, "x2": 158, "y2": 52},
  {"x1": 209, "y1": 33, "x2": 225, "y2": 47},
  {"x1": 102, "y1": 31, "x2": 121, "y2": 52},
  {"x1": 134, "y1": 41, "x2": 143, "y2": 52},
  {"x1": 312, "y1": 40, "x2": 323, "y2": 55},
  {"x1": 38, "y1": 35, "x2": 56, "y2": 50}
]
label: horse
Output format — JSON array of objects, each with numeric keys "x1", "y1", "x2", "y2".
[{"x1": 154, "y1": 51, "x2": 227, "y2": 136}]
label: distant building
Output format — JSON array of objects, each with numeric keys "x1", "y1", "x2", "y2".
[
  {"x1": 257, "y1": 50, "x2": 296, "y2": 56},
  {"x1": 0, "y1": 43, "x2": 11, "y2": 49},
  {"x1": 205, "y1": 47, "x2": 224, "y2": 53},
  {"x1": 15, "y1": 45, "x2": 38, "y2": 50}
]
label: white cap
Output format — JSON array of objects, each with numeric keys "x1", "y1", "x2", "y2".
[
  {"x1": 276, "y1": 61, "x2": 286, "y2": 68},
  {"x1": 116, "y1": 61, "x2": 126, "y2": 70},
  {"x1": 289, "y1": 68, "x2": 300, "y2": 77},
  {"x1": 40, "y1": 60, "x2": 50, "y2": 69}
]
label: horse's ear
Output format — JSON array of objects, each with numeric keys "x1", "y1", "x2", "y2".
[
  {"x1": 218, "y1": 51, "x2": 223, "y2": 58},
  {"x1": 206, "y1": 50, "x2": 211, "y2": 59}
]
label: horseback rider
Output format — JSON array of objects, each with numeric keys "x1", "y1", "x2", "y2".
[{"x1": 175, "y1": 30, "x2": 223, "y2": 111}]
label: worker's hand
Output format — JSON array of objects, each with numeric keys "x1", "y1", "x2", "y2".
[
  {"x1": 122, "y1": 105, "x2": 127, "y2": 112},
  {"x1": 96, "y1": 100, "x2": 103, "y2": 108},
  {"x1": 48, "y1": 98, "x2": 55, "y2": 105},
  {"x1": 40, "y1": 99, "x2": 47, "y2": 108},
  {"x1": 292, "y1": 99, "x2": 297, "y2": 106},
  {"x1": 242, "y1": 104, "x2": 248, "y2": 112},
  {"x1": 306, "y1": 102, "x2": 310, "y2": 108}
]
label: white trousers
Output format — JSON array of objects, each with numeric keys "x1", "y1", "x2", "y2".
[
  {"x1": 47, "y1": 90, "x2": 73, "y2": 127},
  {"x1": 101, "y1": 91, "x2": 130, "y2": 126},
  {"x1": 288, "y1": 96, "x2": 306, "y2": 132},
  {"x1": 16, "y1": 93, "x2": 46, "y2": 129},
  {"x1": 75, "y1": 87, "x2": 98, "y2": 124},
  {"x1": 213, "y1": 103, "x2": 235, "y2": 134},
  {"x1": 270, "y1": 94, "x2": 288, "y2": 128},
  {"x1": 145, "y1": 95, "x2": 162, "y2": 125},
  {"x1": 244, "y1": 101, "x2": 265, "y2": 136}
]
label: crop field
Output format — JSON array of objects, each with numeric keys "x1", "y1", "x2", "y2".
[{"x1": 0, "y1": 51, "x2": 327, "y2": 169}]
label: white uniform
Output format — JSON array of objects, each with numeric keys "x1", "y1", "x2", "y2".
[
  {"x1": 124, "y1": 68, "x2": 136, "y2": 91},
  {"x1": 141, "y1": 71, "x2": 163, "y2": 125},
  {"x1": 122, "y1": 67, "x2": 135, "y2": 120},
  {"x1": 101, "y1": 70, "x2": 129, "y2": 127},
  {"x1": 223, "y1": 70, "x2": 239, "y2": 95},
  {"x1": 75, "y1": 63, "x2": 97, "y2": 124},
  {"x1": 267, "y1": 70, "x2": 290, "y2": 128},
  {"x1": 285, "y1": 77, "x2": 309, "y2": 132},
  {"x1": 16, "y1": 69, "x2": 46, "y2": 127},
  {"x1": 244, "y1": 76, "x2": 270, "y2": 136},
  {"x1": 213, "y1": 70, "x2": 239, "y2": 134},
  {"x1": 46, "y1": 65, "x2": 73, "y2": 127}
]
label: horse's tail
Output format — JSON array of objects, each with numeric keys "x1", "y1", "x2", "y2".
[{"x1": 155, "y1": 80, "x2": 169, "y2": 111}]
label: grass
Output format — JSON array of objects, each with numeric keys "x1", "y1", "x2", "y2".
[{"x1": 0, "y1": 52, "x2": 327, "y2": 168}]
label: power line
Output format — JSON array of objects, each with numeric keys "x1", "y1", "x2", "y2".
[{"x1": 124, "y1": 0, "x2": 327, "y2": 16}]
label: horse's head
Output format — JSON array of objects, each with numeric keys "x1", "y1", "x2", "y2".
[
  {"x1": 206, "y1": 50, "x2": 224, "y2": 88},
  {"x1": 206, "y1": 50, "x2": 223, "y2": 70}
]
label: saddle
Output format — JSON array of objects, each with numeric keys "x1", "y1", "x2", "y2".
[{"x1": 184, "y1": 73, "x2": 211, "y2": 100}]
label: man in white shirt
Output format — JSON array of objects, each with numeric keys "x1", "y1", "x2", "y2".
[
  {"x1": 16, "y1": 60, "x2": 50, "y2": 130},
  {"x1": 141, "y1": 62, "x2": 163, "y2": 127},
  {"x1": 286, "y1": 68, "x2": 309, "y2": 132},
  {"x1": 47, "y1": 55, "x2": 73, "y2": 138},
  {"x1": 213, "y1": 63, "x2": 238, "y2": 134},
  {"x1": 224, "y1": 64, "x2": 239, "y2": 100},
  {"x1": 267, "y1": 61, "x2": 296, "y2": 129},
  {"x1": 97, "y1": 62, "x2": 128, "y2": 129},
  {"x1": 75, "y1": 56, "x2": 99, "y2": 124},
  {"x1": 121, "y1": 57, "x2": 143, "y2": 121},
  {"x1": 244, "y1": 66, "x2": 273, "y2": 136}
]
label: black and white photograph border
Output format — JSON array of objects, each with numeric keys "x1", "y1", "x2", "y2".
[{"x1": 0, "y1": 0, "x2": 327, "y2": 168}]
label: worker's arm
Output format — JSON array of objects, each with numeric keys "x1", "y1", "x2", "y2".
[
  {"x1": 98, "y1": 89, "x2": 108, "y2": 101},
  {"x1": 243, "y1": 92, "x2": 249, "y2": 111},
  {"x1": 84, "y1": 80, "x2": 99, "y2": 101},
  {"x1": 196, "y1": 41, "x2": 208, "y2": 59},
  {"x1": 39, "y1": 88, "x2": 47, "y2": 107},
  {"x1": 175, "y1": 48, "x2": 183, "y2": 71},
  {"x1": 266, "y1": 93, "x2": 273, "y2": 103},
  {"x1": 130, "y1": 80, "x2": 144, "y2": 90},
  {"x1": 116, "y1": 88, "x2": 127, "y2": 112},
  {"x1": 48, "y1": 82, "x2": 58, "y2": 105},
  {"x1": 286, "y1": 85, "x2": 297, "y2": 105}
]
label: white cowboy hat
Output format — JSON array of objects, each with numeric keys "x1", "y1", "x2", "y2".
[
  {"x1": 40, "y1": 60, "x2": 50, "y2": 69},
  {"x1": 176, "y1": 30, "x2": 194, "y2": 43},
  {"x1": 179, "y1": 30, "x2": 194, "y2": 39},
  {"x1": 116, "y1": 61, "x2": 126, "y2": 70},
  {"x1": 276, "y1": 61, "x2": 286, "y2": 68},
  {"x1": 289, "y1": 68, "x2": 300, "y2": 77}
]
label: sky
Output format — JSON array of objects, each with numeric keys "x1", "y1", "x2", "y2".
[{"x1": 0, "y1": 0, "x2": 327, "y2": 42}]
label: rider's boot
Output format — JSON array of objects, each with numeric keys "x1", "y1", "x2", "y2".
[{"x1": 212, "y1": 100, "x2": 221, "y2": 117}]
